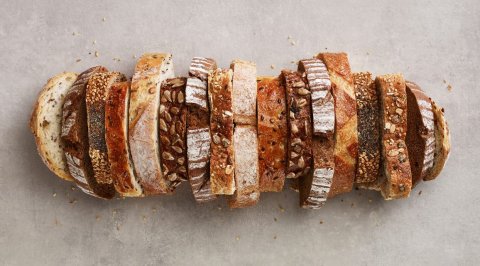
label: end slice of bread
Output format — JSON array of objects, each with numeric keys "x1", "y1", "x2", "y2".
[{"x1": 426, "y1": 100, "x2": 451, "y2": 180}]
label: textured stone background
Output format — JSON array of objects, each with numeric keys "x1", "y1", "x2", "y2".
[{"x1": 0, "y1": 0, "x2": 478, "y2": 265}]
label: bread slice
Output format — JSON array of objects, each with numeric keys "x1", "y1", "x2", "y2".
[
  {"x1": 375, "y1": 74, "x2": 412, "y2": 199},
  {"x1": 230, "y1": 60, "x2": 257, "y2": 125},
  {"x1": 129, "y1": 53, "x2": 174, "y2": 195},
  {"x1": 353, "y1": 72, "x2": 381, "y2": 184},
  {"x1": 86, "y1": 72, "x2": 126, "y2": 185},
  {"x1": 185, "y1": 57, "x2": 217, "y2": 203},
  {"x1": 61, "y1": 66, "x2": 115, "y2": 198},
  {"x1": 159, "y1": 77, "x2": 188, "y2": 190},
  {"x1": 316, "y1": 53, "x2": 358, "y2": 198},
  {"x1": 208, "y1": 68, "x2": 235, "y2": 195},
  {"x1": 426, "y1": 100, "x2": 451, "y2": 180},
  {"x1": 281, "y1": 70, "x2": 313, "y2": 179},
  {"x1": 405, "y1": 81, "x2": 435, "y2": 186},
  {"x1": 105, "y1": 81, "x2": 143, "y2": 197},
  {"x1": 257, "y1": 76, "x2": 287, "y2": 192},
  {"x1": 30, "y1": 72, "x2": 78, "y2": 181}
]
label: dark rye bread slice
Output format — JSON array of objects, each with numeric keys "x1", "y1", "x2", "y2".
[
  {"x1": 427, "y1": 100, "x2": 451, "y2": 181},
  {"x1": 257, "y1": 76, "x2": 287, "y2": 192},
  {"x1": 61, "y1": 66, "x2": 115, "y2": 199},
  {"x1": 281, "y1": 70, "x2": 313, "y2": 179},
  {"x1": 129, "y1": 53, "x2": 174, "y2": 195},
  {"x1": 405, "y1": 81, "x2": 435, "y2": 186},
  {"x1": 376, "y1": 74, "x2": 412, "y2": 199},
  {"x1": 353, "y1": 72, "x2": 381, "y2": 185},
  {"x1": 316, "y1": 53, "x2": 358, "y2": 198},
  {"x1": 105, "y1": 81, "x2": 143, "y2": 197},
  {"x1": 159, "y1": 78, "x2": 188, "y2": 190},
  {"x1": 208, "y1": 68, "x2": 235, "y2": 195},
  {"x1": 297, "y1": 59, "x2": 335, "y2": 209},
  {"x1": 86, "y1": 72, "x2": 126, "y2": 185},
  {"x1": 186, "y1": 57, "x2": 217, "y2": 203}
]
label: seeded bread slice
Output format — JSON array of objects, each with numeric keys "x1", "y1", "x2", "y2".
[
  {"x1": 257, "y1": 77, "x2": 287, "y2": 192},
  {"x1": 129, "y1": 53, "x2": 174, "y2": 195},
  {"x1": 86, "y1": 72, "x2": 126, "y2": 185},
  {"x1": 105, "y1": 81, "x2": 143, "y2": 197},
  {"x1": 426, "y1": 100, "x2": 451, "y2": 180},
  {"x1": 208, "y1": 68, "x2": 235, "y2": 195},
  {"x1": 61, "y1": 66, "x2": 115, "y2": 198},
  {"x1": 186, "y1": 57, "x2": 217, "y2": 203},
  {"x1": 405, "y1": 81, "x2": 435, "y2": 186},
  {"x1": 30, "y1": 72, "x2": 78, "y2": 181},
  {"x1": 376, "y1": 74, "x2": 412, "y2": 199},
  {"x1": 230, "y1": 60, "x2": 257, "y2": 125}
]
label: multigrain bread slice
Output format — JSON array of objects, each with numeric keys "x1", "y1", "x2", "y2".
[
  {"x1": 159, "y1": 78, "x2": 188, "y2": 189},
  {"x1": 208, "y1": 68, "x2": 235, "y2": 195},
  {"x1": 426, "y1": 100, "x2": 451, "y2": 180},
  {"x1": 30, "y1": 72, "x2": 78, "y2": 181},
  {"x1": 353, "y1": 72, "x2": 381, "y2": 185},
  {"x1": 129, "y1": 53, "x2": 174, "y2": 195},
  {"x1": 257, "y1": 76, "x2": 287, "y2": 192},
  {"x1": 405, "y1": 81, "x2": 435, "y2": 186},
  {"x1": 86, "y1": 72, "x2": 126, "y2": 185},
  {"x1": 281, "y1": 70, "x2": 313, "y2": 179},
  {"x1": 105, "y1": 81, "x2": 143, "y2": 197},
  {"x1": 376, "y1": 74, "x2": 412, "y2": 199},
  {"x1": 185, "y1": 57, "x2": 217, "y2": 203},
  {"x1": 316, "y1": 53, "x2": 358, "y2": 198},
  {"x1": 229, "y1": 60, "x2": 259, "y2": 208},
  {"x1": 61, "y1": 66, "x2": 115, "y2": 198}
]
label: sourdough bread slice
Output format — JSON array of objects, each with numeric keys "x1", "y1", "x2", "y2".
[
  {"x1": 376, "y1": 74, "x2": 412, "y2": 199},
  {"x1": 30, "y1": 72, "x2": 78, "y2": 181},
  {"x1": 257, "y1": 76, "x2": 287, "y2": 192},
  {"x1": 208, "y1": 68, "x2": 235, "y2": 195},
  {"x1": 86, "y1": 72, "x2": 126, "y2": 185},
  {"x1": 230, "y1": 60, "x2": 257, "y2": 125},
  {"x1": 426, "y1": 100, "x2": 451, "y2": 180},
  {"x1": 61, "y1": 66, "x2": 115, "y2": 198},
  {"x1": 316, "y1": 53, "x2": 358, "y2": 198},
  {"x1": 105, "y1": 81, "x2": 143, "y2": 197},
  {"x1": 186, "y1": 57, "x2": 217, "y2": 203},
  {"x1": 129, "y1": 53, "x2": 174, "y2": 195},
  {"x1": 405, "y1": 81, "x2": 435, "y2": 186}
]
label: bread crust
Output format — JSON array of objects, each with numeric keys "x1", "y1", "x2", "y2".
[
  {"x1": 230, "y1": 60, "x2": 257, "y2": 125},
  {"x1": 30, "y1": 72, "x2": 78, "y2": 181},
  {"x1": 105, "y1": 81, "x2": 143, "y2": 197},
  {"x1": 376, "y1": 74, "x2": 412, "y2": 199},
  {"x1": 427, "y1": 100, "x2": 451, "y2": 180},
  {"x1": 257, "y1": 77, "x2": 287, "y2": 192},
  {"x1": 316, "y1": 53, "x2": 358, "y2": 198},
  {"x1": 128, "y1": 53, "x2": 174, "y2": 195}
]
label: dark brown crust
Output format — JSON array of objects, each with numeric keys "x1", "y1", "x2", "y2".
[
  {"x1": 281, "y1": 70, "x2": 313, "y2": 179},
  {"x1": 61, "y1": 66, "x2": 115, "y2": 199},
  {"x1": 257, "y1": 77, "x2": 287, "y2": 192}
]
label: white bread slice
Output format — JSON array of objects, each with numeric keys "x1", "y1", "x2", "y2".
[
  {"x1": 426, "y1": 100, "x2": 451, "y2": 180},
  {"x1": 30, "y1": 72, "x2": 78, "y2": 181},
  {"x1": 129, "y1": 53, "x2": 174, "y2": 195},
  {"x1": 230, "y1": 60, "x2": 257, "y2": 125}
]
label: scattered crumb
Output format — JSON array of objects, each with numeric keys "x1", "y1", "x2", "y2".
[
  {"x1": 291, "y1": 60, "x2": 296, "y2": 64},
  {"x1": 270, "y1": 64, "x2": 275, "y2": 69},
  {"x1": 278, "y1": 204, "x2": 285, "y2": 212},
  {"x1": 287, "y1": 35, "x2": 292, "y2": 40},
  {"x1": 340, "y1": 199, "x2": 344, "y2": 202},
  {"x1": 102, "y1": 17, "x2": 106, "y2": 22},
  {"x1": 319, "y1": 220, "x2": 324, "y2": 224},
  {"x1": 142, "y1": 215, "x2": 147, "y2": 221},
  {"x1": 366, "y1": 52, "x2": 370, "y2": 55},
  {"x1": 69, "y1": 199, "x2": 77, "y2": 204},
  {"x1": 290, "y1": 40, "x2": 296, "y2": 46},
  {"x1": 112, "y1": 209, "x2": 117, "y2": 215},
  {"x1": 447, "y1": 84, "x2": 452, "y2": 92},
  {"x1": 71, "y1": 186, "x2": 76, "y2": 191},
  {"x1": 151, "y1": 207, "x2": 157, "y2": 213},
  {"x1": 443, "y1": 79, "x2": 447, "y2": 84},
  {"x1": 54, "y1": 217, "x2": 60, "y2": 225},
  {"x1": 116, "y1": 224, "x2": 121, "y2": 231},
  {"x1": 95, "y1": 51, "x2": 99, "y2": 57},
  {"x1": 418, "y1": 190, "x2": 422, "y2": 196},
  {"x1": 325, "y1": 47, "x2": 328, "y2": 50},
  {"x1": 351, "y1": 203, "x2": 355, "y2": 208},
  {"x1": 52, "y1": 193, "x2": 56, "y2": 197},
  {"x1": 217, "y1": 206, "x2": 222, "y2": 211},
  {"x1": 75, "y1": 59, "x2": 82, "y2": 63},
  {"x1": 132, "y1": 54, "x2": 137, "y2": 59},
  {"x1": 274, "y1": 217, "x2": 277, "y2": 222},
  {"x1": 235, "y1": 236, "x2": 240, "y2": 241},
  {"x1": 93, "y1": 40, "x2": 97, "y2": 45},
  {"x1": 72, "y1": 32, "x2": 77, "y2": 36},
  {"x1": 368, "y1": 199, "x2": 373, "y2": 203},
  {"x1": 113, "y1": 57, "x2": 121, "y2": 62},
  {"x1": 95, "y1": 214, "x2": 101, "y2": 221},
  {"x1": 273, "y1": 235, "x2": 277, "y2": 240}
]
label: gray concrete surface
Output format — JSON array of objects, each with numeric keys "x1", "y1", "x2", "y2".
[{"x1": 0, "y1": 0, "x2": 478, "y2": 265}]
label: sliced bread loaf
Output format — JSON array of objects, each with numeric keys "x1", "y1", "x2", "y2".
[
  {"x1": 426, "y1": 100, "x2": 451, "y2": 180},
  {"x1": 30, "y1": 72, "x2": 78, "y2": 181},
  {"x1": 129, "y1": 53, "x2": 174, "y2": 195},
  {"x1": 230, "y1": 60, "x2": 257, "y2": 125}
]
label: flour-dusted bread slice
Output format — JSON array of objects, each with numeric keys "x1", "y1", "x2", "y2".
[
  {"x1": 208, "y1": 68, "x2": 235, "y2": 195},
  {"x1": 159, "y1": 78, "x2": 188, "y2": 190},
  {"x1": 297, "y1": 59, "x2": 335, "y2": 209},
  {"x1": 61, "y1": 66, "x2": 115, "y2": 198},
  {"x1": 426, "y1": 100, "x2": 451, "y2": 181},
  {"x1": 105, "y1": 81, "x2": 143, "y2": 197},
  {"x1": 86, "y1": 72, "x2": 126, "y2": 185},
  {"x1": 230, "y1": 60, "x2": 257, "y2": 125},
  {"x1": 128, "y1": 53, "x2": 174, "y2": 195},
  {"x1": 316, "y1": 53, "x2": 358, "y2": 198},
  {"x1": 228, "y1": 125, "x2": 259, "y2": 208},
  {"x1": 353, "y1": 72, "x2": 381, "y2": 185},
  {"x1": 281, "y1": 70, "x2": 313, "y2": 179},
  {"x1": 405, "y1": 81, "x2": 435, "y2": 186},
  {"x1": 30, "y1": 72, "x2": 78, "y2": 181},
  {"x1": 257, "y1": 76, "x2": 287, "y2": 192},
  {"x1": 186, "y1": 57, "x2": 217, "y2": 203},
  {"x1": 376, "y1": 74, "x2": 412, "y2": 199}
]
